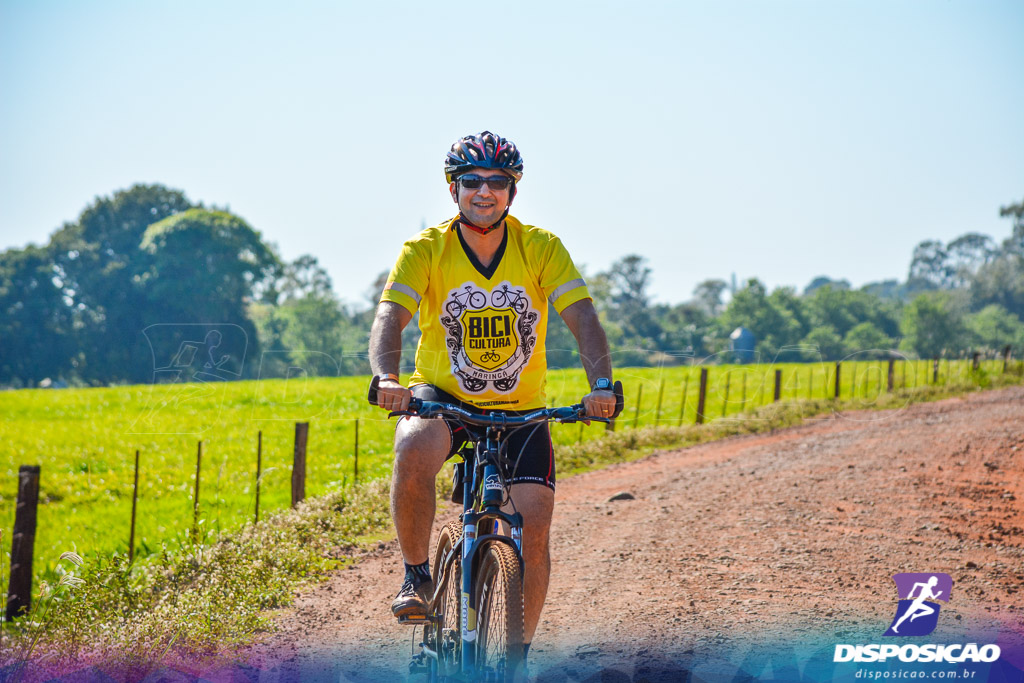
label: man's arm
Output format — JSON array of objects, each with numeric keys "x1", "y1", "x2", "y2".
[
  {"x1": 559, "y1": 298, "x2": 618, "y2": 417},
  {"x1": 368, "y1": 301, "x2": 413, "y2": 411}
]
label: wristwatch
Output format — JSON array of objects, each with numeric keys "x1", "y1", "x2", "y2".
[
  {"x1": 591, "y1": 377, "x2": 613, "y2": 392},
  {"x1": 376, "y1": 373, "x2": 400, "y2": 383}
]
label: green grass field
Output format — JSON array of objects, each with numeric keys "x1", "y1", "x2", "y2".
[{"x1": 0, "y1": 357, "x2": 1007, "y2": 585}]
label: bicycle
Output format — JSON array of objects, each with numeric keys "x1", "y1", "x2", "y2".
[{"x1": 367, "y1": 377, "x2": 623, "y2": 682}]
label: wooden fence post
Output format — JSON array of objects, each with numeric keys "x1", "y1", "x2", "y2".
[
  {"x1": 773, "y1": 369, "x2": 782, "y2": 402},
  {"x1": 722, "y1": 371, "x2": 731, "y2": 417},
  {"x1": 255, "y1": 431, "x2": 262, "y2": 525},
  {"x1": 887, "y1": 359, "x2": 895, "y2": 392},
  {"x1": 7, "y1": 465, "x2": 41, "y2": 620},
  {"x1": 354, "y1": 418, "x2": 360, "y2": 483},
  {"x1": 654, "y1": 378, "x2": 664, "y2": 424},
  {"x1": 632, "y1": 384, "x2": 643, "y2": 429},
  {"x1": 1003, "y1": 345, "x2": 1012, "y2": 373},
  {"x1": 932, "y1": 359, "x2": 939, "y2": 384},
  {"x1": 292, "y1": 422, "x2": 309, "y2": 507},
  {"x1": 192, "y1": 441, "x2": 202, "y2": 542},
  {"x1": 677, "y1": 376, "x2": 689, "y2": 427},
  {"x1": 129, "y1": 450, "x2": 140, "y2": 563},
  {"x1": 834, "y1": 362, "x2": 842, "y2": 399},
  {"x1": 695, "y1": 368, "x2": 708, "y2": 424},
  {"x1": 972, "y1": 352, "x2": 980, "y2": 371}
]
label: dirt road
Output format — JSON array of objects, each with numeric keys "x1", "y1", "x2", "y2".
[{"x1": 241, "y1": 386, "x2": 1024, "y2": 681}]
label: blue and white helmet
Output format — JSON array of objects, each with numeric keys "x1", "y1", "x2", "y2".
[{"x1": 444, "y1": 131, "x2": 524, "y2": 184}]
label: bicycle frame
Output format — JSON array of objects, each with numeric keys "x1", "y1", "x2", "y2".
[
  {"x1": 365, "y1": 375, "x2": 624, "y2": 681},
  {"x1": 458, "y1": 428, "x2": 524, "y2": 678},
  {"x1": 418, "y1": 427, "x2": 525, "y2": 681}
]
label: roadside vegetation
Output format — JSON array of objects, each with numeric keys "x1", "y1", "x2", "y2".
[
  {"x1": 1, "y1": 368, "x2": 1020, "y2": 678},
  {"x1": 1, "y1": 359, "x2": 1011, "y2": 582}
]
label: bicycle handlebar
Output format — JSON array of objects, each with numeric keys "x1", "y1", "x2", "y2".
[{"x1": 366, "y1": 376, "x2": 625, "y2": 423}]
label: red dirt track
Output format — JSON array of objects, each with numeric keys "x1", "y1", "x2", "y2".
[{"x1": 245, "y1": 386, "x2": 1024, "y2": 679}]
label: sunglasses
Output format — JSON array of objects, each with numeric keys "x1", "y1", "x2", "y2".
[{"x1": 457, "y1": 175, "x2": 513, "y2": 191}]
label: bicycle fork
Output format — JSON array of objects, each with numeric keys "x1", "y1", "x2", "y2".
[{"x1": 460, "y1": 456, "x2": 524, "y2": 679}]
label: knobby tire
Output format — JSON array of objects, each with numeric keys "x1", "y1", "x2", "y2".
[
  {"x1": 429, "y1": 520, "x2": 463, "y2": 679},
  {"x1": 474, "y1": 541, "x2": 524, "y2": 682}
]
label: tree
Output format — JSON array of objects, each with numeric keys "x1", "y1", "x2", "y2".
[
  {"x1": 608, "y1": 255, "x2": 652, "y2": 312},
  {"x1": 946, "y1": 233, "x2": 997, "y2": 288},
  {"x1": 861, "y1": 279, "x2": 906, "y2": 301},
  {"x1": 692, "y1": 279, "x2": 728, "y2": 316},
  {"x1": 545, "y1": 303, "x2": 579, "y2": 369},
  {"x1": 720, "y1": 279, "x2": 804, "y2": 360},
  {"x1": 966, "y1": 305, "x2": 1024, "y2": 355},
  {"x1": 801, "y1": 326, "x2": 845, "y2": 361},
  {"x1": 804, "y1": 276, "x2": 850, "y2": 296},
  {"x1": 843, "y1": 322, "x2": 893, "y2": 358},
  {"x1": 692, "y1": 278, "x2": 733, "y2": 317},
  {"x1": 0, "y1": 245, "x2": 76, "y2": 386},
  {"x1": 141, "y1": 209, "x2": 281, "y2": 377},
  {"x1": 50, "y1": 184, "x2": 194, "y2": 383},
  {"x1": 602, "y1": 255, "x2": 661, "y2": 359},
  {"x1": 806, "y1": 285, "x2": 901, "y2": 341},
  {"x1": 899, "y1": 292, "x2": 970, "y2": 359},
  {"x1": 907, "y1": 240, "x2": 951, "y2": 290},
  {"x1": 655, "y1": 301, "x2": 718, "y2": 357},
  {"x1": 999, "y1": 197, "x2": 1024, "y2": 256},
  {"x1": 271, "y1": 254, "x2": 336, "y2": 303},
  {"x1": 969, "y1": 255, "x2": 1024, "y2": 319}
]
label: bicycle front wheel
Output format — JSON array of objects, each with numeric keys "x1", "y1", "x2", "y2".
[
  {"x1": 430, "y1": 520, "x2": 462, "y2": 677},
  {"x1": 474, "y1": 541, "x2": 524, "y2": 682}
]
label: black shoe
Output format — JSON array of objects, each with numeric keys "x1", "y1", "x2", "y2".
[{"x1": 391, "y1": 577, "x2": 434, "y2": 619}]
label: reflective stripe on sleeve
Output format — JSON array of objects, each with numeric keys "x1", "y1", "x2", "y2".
[
  {"x1": 384, "y1": 281, "x2": 422, "y2": 305},
  {"x1": 547, "y1": 278, "x2": 586, "y2": 304}
]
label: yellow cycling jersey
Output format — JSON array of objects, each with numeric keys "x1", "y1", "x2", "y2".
[{"x1": 380, "y1": 215, "x2": 590, "y2": 409}]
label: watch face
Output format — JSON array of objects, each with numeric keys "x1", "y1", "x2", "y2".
[{"x1": 593, "y1": 378, "x2": 612, "y2": 391}]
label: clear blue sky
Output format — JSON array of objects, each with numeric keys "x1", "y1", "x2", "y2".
[{"x1": 2, "y1": 0, "x2": 1022, "y2": 309}]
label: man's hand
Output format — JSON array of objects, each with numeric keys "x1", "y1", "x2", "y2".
[
  {"x1": 582, "y1": 389, "x2": 617, "y2": 420},
  {"x1": 374, "y1": 379, "x2": 412, "y2": 412}
]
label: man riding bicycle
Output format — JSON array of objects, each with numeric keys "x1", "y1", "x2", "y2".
[{"x1": 368, "y1": 130, "x2": 617, "y2": 667}]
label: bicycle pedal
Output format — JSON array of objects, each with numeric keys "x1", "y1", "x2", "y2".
[
  {"x1": 408, "y1": 653, "x2": 430, "y2": 674},
  {"x1": 398, "y1": 613, "x2": 434, "y2": 625}
]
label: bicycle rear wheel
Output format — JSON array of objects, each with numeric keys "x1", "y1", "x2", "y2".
[
  {"x1": 429, "y1": 520, "x2": 463, "y2": 677},
  {"x1": 474, "y1": 541, "x2": 524, "y2": 682}
]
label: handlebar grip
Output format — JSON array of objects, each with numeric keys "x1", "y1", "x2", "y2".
[
  {"x1": 367, "y1": 375, "x2": 380, "y2": 406},
  {"x1": 611, "y1": 380, "x2": 624, "y2": 419}
]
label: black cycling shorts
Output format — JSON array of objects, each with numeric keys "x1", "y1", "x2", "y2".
[{"x1": 410, "y1": 384, "x2": 556, "y2": 491}]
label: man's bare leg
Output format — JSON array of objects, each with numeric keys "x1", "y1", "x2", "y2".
[
  {"x1": 391, "y1": 416, "x2": 451, "y2": 565},
  {"x1": 506, "y1": 482, "x2": 555, "y2": 644}
]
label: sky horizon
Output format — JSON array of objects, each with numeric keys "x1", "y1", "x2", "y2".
[{"x1": 2, "y1": 1, "x2": 1022, "y2": 311}]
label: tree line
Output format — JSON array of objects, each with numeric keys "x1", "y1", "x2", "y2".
[{"x1": 1, "y1": 184, "x2": 1022, "y2": 387}]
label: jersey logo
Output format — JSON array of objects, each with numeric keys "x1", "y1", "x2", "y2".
[{"x1": 441, "y1": 282, "x2": 539, "y2": 394}]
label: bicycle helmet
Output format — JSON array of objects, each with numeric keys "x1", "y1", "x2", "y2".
[
  {"x1": 445, "y1": 131, "x2": 524, "y2": 234},
  {"x1": 444, "y1": 131, "x2": 524, "y2": 183}
]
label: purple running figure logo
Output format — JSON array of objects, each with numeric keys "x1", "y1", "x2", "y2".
[{"x1": 883, "y1": 573, "x2": 952, "y2": 637}]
